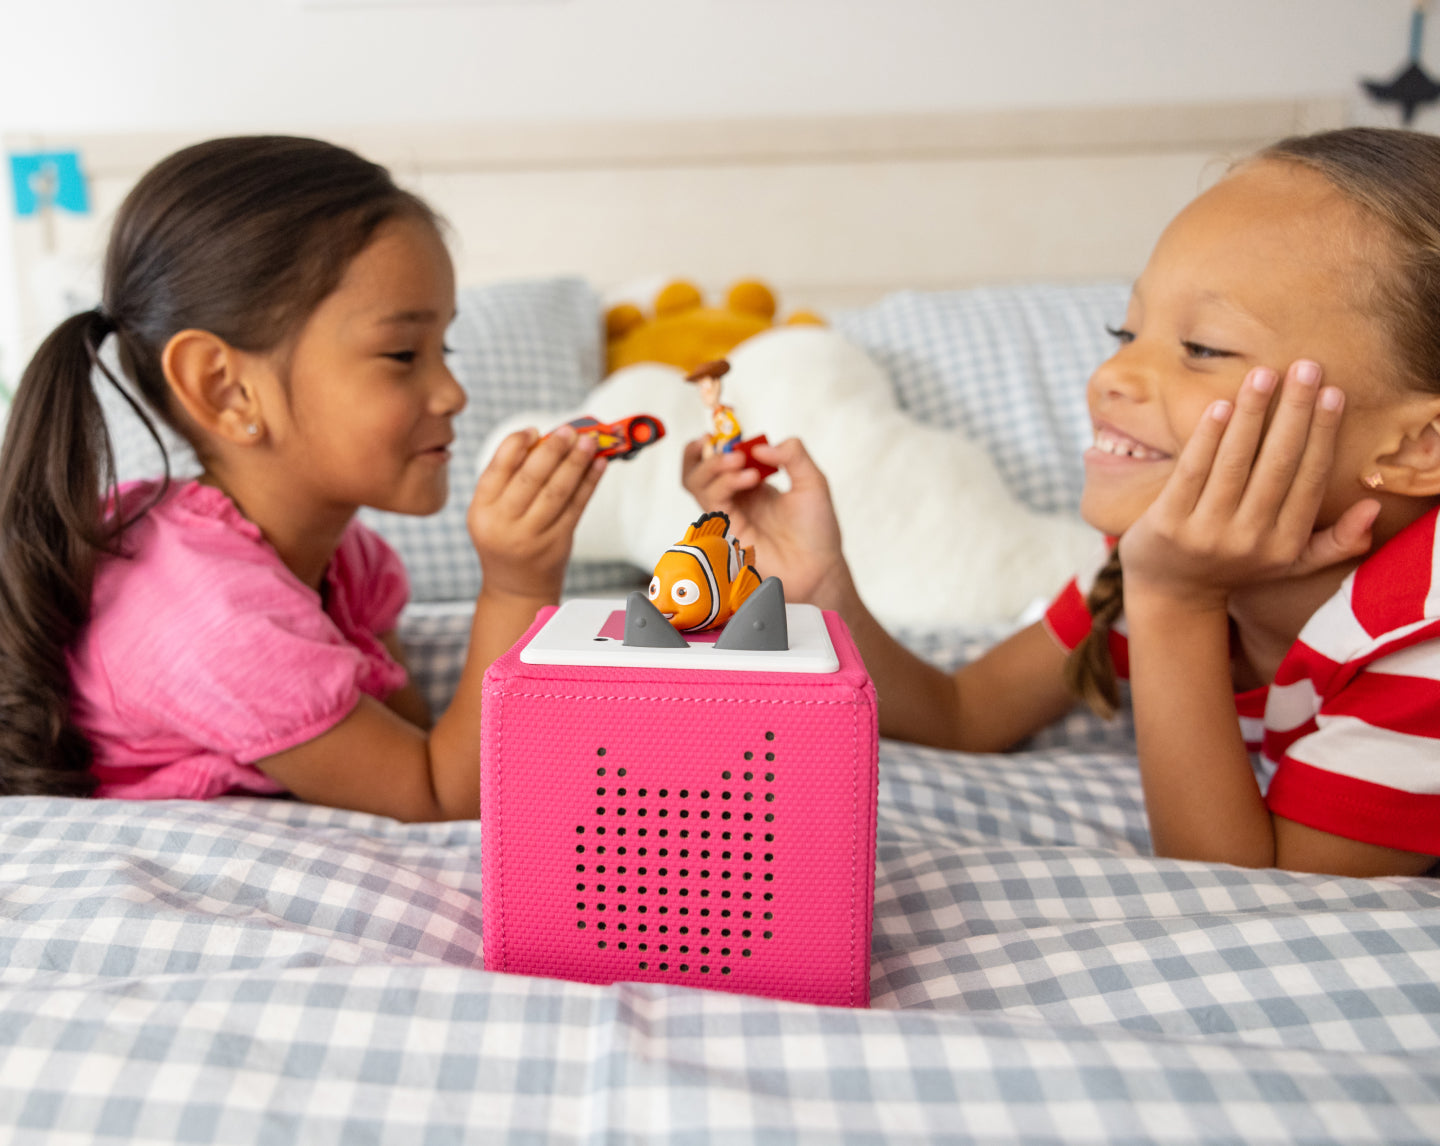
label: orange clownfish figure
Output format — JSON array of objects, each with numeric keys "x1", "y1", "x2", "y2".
[{"x1": 648, "y1": 511, "x2": 762, "y2": 633}]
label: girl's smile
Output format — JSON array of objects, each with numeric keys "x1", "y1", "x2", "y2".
[
  {"x1": 1086, "y1": 421, "x2": 1172, "y2": 463},
  {"x1": 257, "y1": 214, "x2": 464, "y2": 521},
  {"x1": 1079, "y1": 159, "x2": 1400, "y2": 541},
  {"x1": 417, "y1": 439, "x2": 454, "y2": 462}
]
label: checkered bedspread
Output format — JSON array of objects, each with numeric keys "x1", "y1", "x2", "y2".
[{"x1": 2, "y1": 621, "x2": 1437, "y2": 1144}]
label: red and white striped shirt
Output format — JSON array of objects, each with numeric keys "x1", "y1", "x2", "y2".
[{"x1": 1044, "y1": 514, "x2": 1440, "y2": 857}]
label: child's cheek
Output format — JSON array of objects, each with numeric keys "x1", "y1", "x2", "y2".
[{"x1": 1079, "y1": 472, "x2": 1166, "y2": 538}]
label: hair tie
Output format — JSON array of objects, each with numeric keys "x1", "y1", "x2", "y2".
[{"x1": 90, "y1": 306, "x2": 117, "y2": 337}]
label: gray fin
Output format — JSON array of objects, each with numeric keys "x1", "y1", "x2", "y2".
[
  {"x1": 714, "y1": 577, "x2": 788, "y2": 652},
  {"x1": 623, "y1": 591, "x2": 689, "y2": 648}
]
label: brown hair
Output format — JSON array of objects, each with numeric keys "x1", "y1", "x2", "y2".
[
  {"x1": 0, "y1": 136, "x2": 437, "y2": 794},
  {"x1": 1065, "y1": 126, "x2": 1440, "y2": 717},
  {"x1": 1064, "y1": 546, "x2": 1125, "y2": 719}
]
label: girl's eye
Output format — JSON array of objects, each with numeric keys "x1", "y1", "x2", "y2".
[
  {"x1": 1181, "y1": 340, "x2": 1235, "y2": 360},
  {"x1": 387, "y1": 343, "x2": 454, "y2": 364},
  {"x1": 1104, "y1": 324, "x2": 1134, "y2": 345}
]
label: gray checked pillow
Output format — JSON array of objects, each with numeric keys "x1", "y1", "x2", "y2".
[{"x1": 831, "y1": 281, "x2": 1130, "y2": 515}]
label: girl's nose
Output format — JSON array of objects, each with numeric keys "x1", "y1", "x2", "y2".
[
  {"x1": 1090, "y1": 351, "x2": 1149, "y2": 402},
  {"x1": 432, "y1": 363, "x2": 467, "y2": 416}
]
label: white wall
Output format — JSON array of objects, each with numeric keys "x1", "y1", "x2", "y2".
[
  {"x1": 0, "y1": 0, "x2": 1424, "y2": 127},
  {"x1": 0, "y1": 0, "x2": 1432, "y2": 386}
]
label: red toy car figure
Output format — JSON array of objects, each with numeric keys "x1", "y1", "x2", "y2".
[{"x1": 542, "y1": 413, "x2": 666, "y2": 460}]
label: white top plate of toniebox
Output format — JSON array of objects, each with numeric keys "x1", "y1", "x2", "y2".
[{"x1": 520, "y1": 598, "x2": 840, "y2": 673}]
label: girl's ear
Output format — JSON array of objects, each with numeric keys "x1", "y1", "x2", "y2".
[
  {"x1": 161, "y1": 329, "x2": 265, "y2": 443},
  {"x1": 1373, "y1": 404, "x2": 1440, "y2": 498}
]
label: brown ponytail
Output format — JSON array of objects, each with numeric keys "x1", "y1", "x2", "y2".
[
  {"x1": 1063, "y1": 546, "x2": 1125, "y2": 719},
  {"x1": 0, "y1": 136, "x2": 437, "y2": 795},
  {"x1": 0, "y1": 311, "x2": 116, "y2": 793}
]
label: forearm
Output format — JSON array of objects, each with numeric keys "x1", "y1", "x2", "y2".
[
  {"x1": 837, "y1": 595, "x2": 967, "y2": 745},
  {"x1": 379, "y1": 630, "x2": 433, "y2": 729},
  {"x1": 825, "y1": 570, "x2": 1073, "y2": 751},
  {"x1": 427, "y1": 584, "x2": 552, "y2": 818},
  {"x1": 1125, "y1": 593, "x2": 1275, "y2": 866},
  {"x1": 258, "y1": 586, "x2": 557, "y2": 822}
]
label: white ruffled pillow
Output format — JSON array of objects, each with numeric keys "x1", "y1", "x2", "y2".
[{"x1": 479, "y1": 325, "x2": 1100, "y2": 629}]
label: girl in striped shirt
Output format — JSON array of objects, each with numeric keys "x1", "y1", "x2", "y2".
[{"x1": 685, "y1": 127, "x2": 1440, "y2": 879}]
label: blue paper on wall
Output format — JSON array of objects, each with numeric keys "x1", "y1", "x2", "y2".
[{"x1": 9, "y1": 151, "x2": 90, "y2": 216}]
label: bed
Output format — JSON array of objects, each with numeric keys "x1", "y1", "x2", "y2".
[{"x1": 5, "y1": 100, "x2": 1440, "y2": 1144}]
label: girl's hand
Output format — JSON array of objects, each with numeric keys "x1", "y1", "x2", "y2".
[
  {"x1": 467, "y1": 426, "x2": 606, "y2": 601},
  {"x1": 681, "y1": 436, "x2": 850, "y2": 607},
  {"x1": 1119, "y1": 360, "x2": 1380, "y2": 611}
]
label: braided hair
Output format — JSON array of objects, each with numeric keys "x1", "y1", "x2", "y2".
[
  {"x1": 1063, "y1": 127, "x2": 1440, "y2": 718},
  {"x1": 1062, "y1": 546, "x2": 1125, "y2": 718}
]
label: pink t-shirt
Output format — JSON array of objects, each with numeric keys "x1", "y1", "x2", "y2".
[{"x1": 69, "y1": 479, "x2": 410, "y2": 800}]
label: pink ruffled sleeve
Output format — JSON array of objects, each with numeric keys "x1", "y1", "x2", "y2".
[
  {"x1": 324, "y1": 521, "x2": 411, "y2": 699},
  {"x1": 71, "y1": 485, "x2": 412, "y2": 800}
]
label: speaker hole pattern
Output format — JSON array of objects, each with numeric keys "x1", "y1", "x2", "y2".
[{"x1": 574, "y1": 734, "x2": 778, "y2": 978}]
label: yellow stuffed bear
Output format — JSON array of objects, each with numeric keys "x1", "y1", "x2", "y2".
[{"x1": 605, "y1": 279, "x2": 824, "y2": 375}]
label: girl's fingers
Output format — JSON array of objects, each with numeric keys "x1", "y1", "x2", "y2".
[
  {"x1": 1272, "y1": 383, "x2": 1346, "y2": 540},
  {"x1": 492, "y1": 425, "x2": 587, "y2": 517},
  {"x1": 762, "y1": 437, "x2": 829, "y2": 494},
  {"x1": 1198, "y1": 367, "x2": 1277, "y2": 512},
  {"x1": 521, "y1": 432, "x2": 603, "y2": 530},
  {"x1": 473, "y1": 427, "x2": 540, "y2": 504},
  {"x1": 551, "y1": 454, "x2": 609, "y2": 533},
  {"x1": 1152, "y1": 398, "x2": 1232, "y2": 519},
  {"x1": 680, "y1": 437, "x2": 704, "y2": 476},
  {"x1": 682, "y1": 438, "x2": 749, "y2": 499},
  {"x1": 1291, "y1": 495, "x2": 1379, "y2": 578},
  {"x1": 698, "y1": 469, "x2": 763, "y2": 509},
  {"x1": 1238, "y1": 361, "x2": 1325, "y2": 524},
  {"x1": 1180, "y1": 361, "x2": 1331, "y2": 538},
  {"x1": 681, "y1": 436, "x2": 719, "y2": 476}
]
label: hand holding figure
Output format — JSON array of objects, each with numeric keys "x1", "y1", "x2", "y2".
[
  {"x1": 468, "y1": 425, "x2": 606, "y2": 601},
  {"x1": 682, "y1": 435, "x2": 850, "y2": 606}
]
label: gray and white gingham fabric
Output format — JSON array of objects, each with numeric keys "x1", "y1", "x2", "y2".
[
  {"x1": 833, "y1": 283, "x2": 1131, "y2": 515},
  {"x1": 41, "y1": 280, "x2": 1439, "y2": 1141},
  {"x1": 4, "y1": 627, "x2": 1437, "y2": 1144}
]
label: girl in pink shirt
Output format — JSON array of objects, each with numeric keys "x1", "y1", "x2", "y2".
[{"x1": 0, "y1": 136, "x2": 606, "y2": 820}]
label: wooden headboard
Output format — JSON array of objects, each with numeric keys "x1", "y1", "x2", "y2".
[{"x1": 4, "y1": 97, "x2": 1344, "y2": 355}]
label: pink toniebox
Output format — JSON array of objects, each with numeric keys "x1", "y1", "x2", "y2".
[{"x1": 480, "y1": 597, "x2": 879, "y2": 1007}]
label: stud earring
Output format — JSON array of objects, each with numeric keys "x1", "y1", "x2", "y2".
[
  {"x1": 245, "y1": 423, "x2": 260, "y2": 437},
  {"x1": 1361, "y1": 471, "x2": 1384, "y2": 490}
]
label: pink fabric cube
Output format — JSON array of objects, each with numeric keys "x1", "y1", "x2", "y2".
[{"x1": 481, "y1": 607, "x2": 879, "y2": 1007}]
